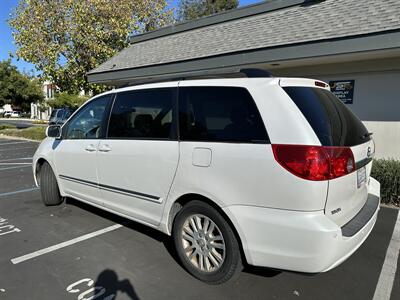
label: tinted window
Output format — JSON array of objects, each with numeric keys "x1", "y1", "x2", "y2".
[
  {"x1": 179, "y1": 87, "x2": 268, "y2": 143},
  {"x1": 63, "y1": 109, "x2": 73, "y2": 120},
  {"x1": 50, "y1": 110, "x2": 58, "y2": 118},
  {"x1": 283, "y1": 87, "x2": 370, "y2": 146},
  {"x1": 65, "y1": 96, "x2": 110, "y2": 139},
  {"x1": 108, "y1": 89, "x2": 175, "y2": 139},
  {"x1": 56, "y1": 110, "x2": 64, "y2": 118}
]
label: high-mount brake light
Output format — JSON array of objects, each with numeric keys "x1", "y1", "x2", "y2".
[
  {"x1": 315, "y1": 81, "x2": 327, "y2": 88},
  {"x1": 272, "y1": 144, "x2": 355, "y2": 181}
]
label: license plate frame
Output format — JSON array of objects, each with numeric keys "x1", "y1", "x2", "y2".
[{"x1": 357, "y1": 167, "x2": 366, "y2": 188}]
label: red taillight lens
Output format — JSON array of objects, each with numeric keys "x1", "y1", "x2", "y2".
[{"x1": 272, "y1": 144, "x2": 355, "y2": 181}]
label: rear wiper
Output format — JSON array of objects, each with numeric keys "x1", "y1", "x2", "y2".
[{"x1": 360, "y1": 132, "x2": 373, "y2": 139}]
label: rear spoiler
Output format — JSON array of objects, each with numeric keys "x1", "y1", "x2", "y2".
[{"x1": 279, "y1": 78, "x2": 330, "y2": 90}]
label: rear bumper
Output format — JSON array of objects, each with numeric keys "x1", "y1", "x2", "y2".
[{"x1": 223, "y1": 177, "x2": 380, "y2": 273}]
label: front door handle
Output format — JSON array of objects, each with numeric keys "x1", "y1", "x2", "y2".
[
  {"x1": 85, "y1": 144, "x2": 97, "y2": 152},
  {"x1": 99, "y1": 144, "x2": 111, "y2": 152}
]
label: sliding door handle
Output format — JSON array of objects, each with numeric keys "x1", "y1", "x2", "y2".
[
  {"x1": 85, "y1": 144, "x2": 97, "y2": 152},
  {"x1": 99, "y1": 144, "x2": 111, "y2": 152}
]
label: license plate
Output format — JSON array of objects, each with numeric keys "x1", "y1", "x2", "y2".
[{"x1": 357, "y1": 167, "x2": 366, "y2": 188}]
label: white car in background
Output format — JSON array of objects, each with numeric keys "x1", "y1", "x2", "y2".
[
  {"x1": 3, "y1": 111, "x2": 21, "y2": 118},
  {"x1": 3, "y1": 111, "x2": 13, "y2": 118},
  {"x1": 33, "y1": 74, "x2": 380, "y2": 284},
  {"x1": 10, "y1": 111, "x2": 21, "y2": 118}
]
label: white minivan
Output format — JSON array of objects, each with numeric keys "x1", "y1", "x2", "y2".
[{"x1": 33, "y1": 75, "x2": 380, "y2": 284}]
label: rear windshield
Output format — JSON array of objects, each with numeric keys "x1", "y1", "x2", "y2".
[{"x1": 283, "y1": 87, "x2": 370, "y2": 147}]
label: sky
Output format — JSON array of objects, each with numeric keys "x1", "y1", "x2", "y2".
[{"x1": 0, "y1": 0, "x2": 261, "y2": 73}]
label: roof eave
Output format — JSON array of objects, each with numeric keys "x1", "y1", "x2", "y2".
[{"x1": 87, "y1": 30, "x2": 400, "y2": 86}]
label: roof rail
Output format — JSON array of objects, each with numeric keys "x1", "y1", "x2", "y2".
[{"x1": 120, "y1": 68, "x2": 274, "y2": 88}]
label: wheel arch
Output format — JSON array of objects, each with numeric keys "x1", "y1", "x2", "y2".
[
  {"x1": 34, "y1": 157, "x2": 65, "y2": 197},
  {"x1": 167, "y1": 193, "x2": 248, "y2": 264},
  {"x1": 34, "y1": 157, "x2": 47, "y2": 186}
]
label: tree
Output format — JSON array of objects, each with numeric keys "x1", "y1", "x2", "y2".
[
  {"x1": 9, "y1": 0, "x2": 173, "y2": 94},
  {"x1": 0, "y1": 60, "x2": 43, "y2": 111},
  {"x1": 48, "y1": 92, "x2": 89, "y2": 109},
  {"x1": 177, "y1": 0, "x2": 239, "y2": 22}
]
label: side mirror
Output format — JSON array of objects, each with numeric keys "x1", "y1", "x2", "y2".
[{"x1": 46, "y1": 125, "x2": 62, "y2": 139}]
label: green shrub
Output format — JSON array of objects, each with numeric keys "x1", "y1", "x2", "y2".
[
  {"x1": 371, "y1": 159, "x2": 400, "y2": 207},
  {"x1": 48, "y1": 92, "x2": 88, "y2": 109},
  {"x1": 0, "y1": 124, "x2": 16, "y2": 130},
  {"x1": 0, "y1": 126, "x2": 46, "y2": 140}
]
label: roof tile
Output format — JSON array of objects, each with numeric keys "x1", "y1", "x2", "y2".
[{"x1": 90, "y1": 0, "x2": 400, "y2": 74}]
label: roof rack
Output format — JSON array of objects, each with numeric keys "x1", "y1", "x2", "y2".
[{"x1": 120, "y1": 68, "x2": 274, "y2": 88}]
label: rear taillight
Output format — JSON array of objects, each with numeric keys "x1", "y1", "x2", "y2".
[{"x1": 272, "y1": 144, "x2": 355, "y2": 181}]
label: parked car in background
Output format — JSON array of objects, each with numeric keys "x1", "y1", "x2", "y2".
[
  {"x1": 34, "y1": 75, "x2": 380, "y2": 284},
  {"x1": 3, "y1": 111, "x2": 12, "y2": 118},
  {"x1": 10, "y1": 111, "x2": 21, "y2": 118},
  {"x1": 3, "y1": 111, "x2": 22, "y2": 118},
  {"x1": 49, "y1": 108, "x2": 74, "y2": 125}
]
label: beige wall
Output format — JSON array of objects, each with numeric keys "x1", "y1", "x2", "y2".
[{"x1": 363, "y1": 121, "x2": 400, "y2": 159}]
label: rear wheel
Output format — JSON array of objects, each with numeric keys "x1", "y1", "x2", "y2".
[
  {"x1": 39, "y1": 161, "x2": 64, "y2": 206},
  {"x1": 172, "y1": 200, "x2": 242, "y2": 284}
]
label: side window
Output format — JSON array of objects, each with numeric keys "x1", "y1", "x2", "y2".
[
  {"x1": 65, "y1": 96, "x2": 110, "y2": 139},
  {"x1": 108, "y1": 88, "x2": 175, "y2": 139},
  {"x1": 179, "y1": 87, "x2": 268, "y2": 143}
]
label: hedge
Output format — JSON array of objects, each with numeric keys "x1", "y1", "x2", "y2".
[
  {"x1": 0, "y1": 124, "x2": 16, "y2": 130},
  {"x1": 371, "y1": 159, "x2": 400, "y2": 207},
  {"x1": 0, "y1": 126, "x2": 46, "y2": 141}
]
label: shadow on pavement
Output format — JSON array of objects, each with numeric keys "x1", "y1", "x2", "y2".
[
  {"x1": 65, "y1": 197, "x2": 282, "y2": 281},
  {"x1": 95, "y1": 269, "x2": 139, "y2": 300}
]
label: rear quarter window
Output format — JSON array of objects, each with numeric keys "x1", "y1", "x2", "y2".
[{"x1": 283, "y1": 87, "x2": 370, "y2": 147}]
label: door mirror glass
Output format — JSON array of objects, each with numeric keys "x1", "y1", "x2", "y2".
[{"x1": 46, "y1": 125, "x2": 62, "y2": 139}]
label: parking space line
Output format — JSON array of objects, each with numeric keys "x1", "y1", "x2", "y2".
[
  {"x1": 0, "y1": 187, "x2": 39, "y2": 197},
  {"x1": 0, "y1": 141, "x2": 32, "y2": 146},
  {"x1": 0, "y1": 163, "x2": 32, "y2": 165},
  {"x1": 0, "y1": 147, "x2": 38, "y2": 152},
  {"x1": 0, "y1": 157, "x2": 32, "y2": 162},
  {"x1": 11, "y1": 224, "x2": 123, "y2": 264},
  {"x1": 373, "y1": 210, "x2": 400, "y2": 300},
  {"x1": 0, "y1": 165, "x2": 32, "y2": 171}
]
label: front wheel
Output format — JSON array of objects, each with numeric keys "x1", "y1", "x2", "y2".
[
  {"x1": 39, "y1": 161, "x2": 64, "y2": 206},
  {"x1": 172, "y1": 201, "x2": 242, "y2": 284}
]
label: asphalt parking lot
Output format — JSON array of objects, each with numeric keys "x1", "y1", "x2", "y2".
[{"x1": 0, "y1": 137, "x2": 399, "y2": 300}]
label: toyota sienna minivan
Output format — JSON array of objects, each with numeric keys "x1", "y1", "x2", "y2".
[{"x1": 33, "y1": 76, "x2": 380, "y2": 284}]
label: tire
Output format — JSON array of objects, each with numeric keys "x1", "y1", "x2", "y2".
[
  {"x1": 172, "y1": 200, "x2": 242, "y2": 284},
  {"x1": 39, "y1": 161, "x2": 64, "y2": 206}
]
